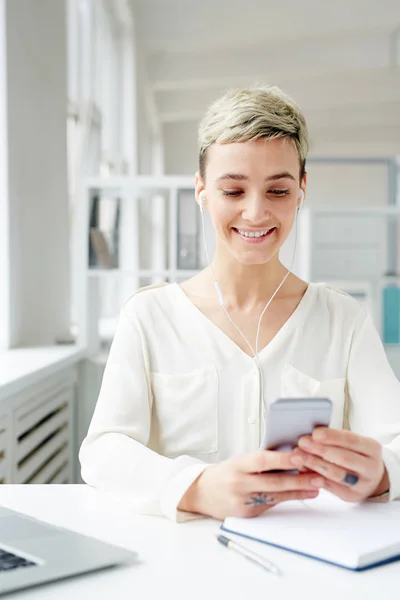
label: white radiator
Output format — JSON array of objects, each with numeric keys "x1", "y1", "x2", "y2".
[
  {"x1": 0, "y1": 412, "x2": 10, "y2": 484},
  {"x1": 4, "y1": 369, "x2": 77, "y2": 484}
]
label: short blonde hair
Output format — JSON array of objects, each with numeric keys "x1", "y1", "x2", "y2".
[{"x1": 198, "y1": 85, "x2": 309, "y2": 179}]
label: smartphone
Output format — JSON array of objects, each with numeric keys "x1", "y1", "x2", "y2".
[{"x1": 260, "y1": 397, "x2": 333, "y2": 452}]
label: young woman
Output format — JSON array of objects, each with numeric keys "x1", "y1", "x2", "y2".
[{"x1": 79, "y1": 85, "x2": 400, "y2": 522}]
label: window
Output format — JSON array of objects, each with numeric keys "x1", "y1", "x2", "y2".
[
  {"x1": 67, "y1": 0, "x2": 133, "y2": 335},
  {"x1": 0, "y1": 5, "x2": 9, "y2": 350}
]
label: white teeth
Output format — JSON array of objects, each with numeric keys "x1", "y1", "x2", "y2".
[{"x1": 237, "y1": 228, "x2": 272, "y2": 238}]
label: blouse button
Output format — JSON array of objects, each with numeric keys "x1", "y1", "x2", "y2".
[{"x1": 247, "y1": 416, "x2": 255, "y2": 424}]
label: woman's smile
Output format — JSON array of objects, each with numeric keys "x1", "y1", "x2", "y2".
[{"x1": 231, "y1": 226, "x2": 277, "y2": 244}]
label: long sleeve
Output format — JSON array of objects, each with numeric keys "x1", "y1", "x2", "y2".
[
  {"x1": 79, "y1": 307, "x2": 208, "y2": 522},
  {"x1": 347, "y1": 313, "x2": 400, "y2": 501}
]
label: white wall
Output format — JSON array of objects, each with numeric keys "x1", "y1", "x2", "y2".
[
  {"x1": 163, "y1": 121, "x2": 198, "y2": 175},
  {"x1": 5, "y1": 0, "x2": 70, "y2": 347},
  {"x1": 305, "y1": 162, "x2": 389, "y2": 207},
  {"x1": 136, "y1": 39, "x2": 153, "y2": 175}
]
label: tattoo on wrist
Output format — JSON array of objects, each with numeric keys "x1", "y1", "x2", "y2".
[
  {"x1": 244, "y1": 493, "x2": 275, "y2": 506},
  {"x1": 343, "y1": 473, "x2": 359, "y2": 486}
]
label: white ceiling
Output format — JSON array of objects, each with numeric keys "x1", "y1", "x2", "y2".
[
  {"x1": 131, "y1": 0, "x2": 400, "y2": 156},
  {"x1": 134, "y1": 0, "x2": 400, "y2": 52}
]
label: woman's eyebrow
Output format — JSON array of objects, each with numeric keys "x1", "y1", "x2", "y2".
[
  {"x1": 215, "y1": 171, "x2": 296, "y2": 183},
  {"x1": 215, "y1": 173, "x2": 248, "y2": 182},
  {"x1": 266, "y1": 172, "x2": 296, "y2": 182}
]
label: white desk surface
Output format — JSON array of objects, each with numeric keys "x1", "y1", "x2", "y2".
[{"x1": 0, "y1": 485, "x2": 399, "y2": 600}]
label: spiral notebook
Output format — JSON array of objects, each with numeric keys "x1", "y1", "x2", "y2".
[{"x1": 221, "y1": 491, "x2": 400, "y2": 571}]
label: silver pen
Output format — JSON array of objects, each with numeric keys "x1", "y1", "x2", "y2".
[{"x1": 217, "y1": 534, "x2": 282, "y2": 575}]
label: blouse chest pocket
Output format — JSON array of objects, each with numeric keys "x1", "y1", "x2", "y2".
[
  {"x1": 150, "y1": 365, "x2": 219, "y2": 458},
  {"x1": 281, "y1": 364, "x2": 347, "y2": 429}
]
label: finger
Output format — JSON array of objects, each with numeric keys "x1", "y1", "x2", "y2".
[
  {"x1": 244, "y1": 489, "x2": 320, "y2": 508},
  {"x1": 236, "y1": 450, "x2": 304, "y2": 474},
  {"x1": 296, "y1": 439, "x2": 372, "y2": 477},
  {"x1": 245, "y1": 472, "x2": 324, "y2": 493},
  {"x1": 321, "y1": 478, "x2": 362, "y2": 502},
  {"x1": 309, "y1": 428, "x2": 382, "y2": 459},
  {"x1": 298, "y1": 466, "x2": 311, "y2": 473},
  {"x1": 294, "y1": 451, "x2": 363, "y2": 489},
  {"x1": 235, "y1": 489, "x2": 320, "y2": 519}
]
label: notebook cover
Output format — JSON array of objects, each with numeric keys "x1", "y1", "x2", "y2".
[{"x1": 220, "y1": 524, "x2": 400, "y2": 571}]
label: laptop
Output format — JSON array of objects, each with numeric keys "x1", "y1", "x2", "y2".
[{"x1": 0, "y1": 505, "x2": 137, "y2": 596}]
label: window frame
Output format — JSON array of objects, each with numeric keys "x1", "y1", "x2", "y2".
[{"x1": 0, "y1": 0, "x2": 10, "y2": 350}]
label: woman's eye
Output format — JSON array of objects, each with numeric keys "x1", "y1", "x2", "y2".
[
  {"x1": 222, "y1": 189, "x2": 290, "y2": 197},
  {"x1": 269, "y1": 189, "x2": 289, "y2": 196},
  {"x1": 222, "y1": 190, "x2": 243, "y2": 197}
]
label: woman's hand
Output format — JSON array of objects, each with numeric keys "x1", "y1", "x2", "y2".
[
  {"x1": 178, "y1": 451, "x2": 323, "y2": 520},
  {"x1": 294, "y1": 427, "x2": 390, "y2": 502}
]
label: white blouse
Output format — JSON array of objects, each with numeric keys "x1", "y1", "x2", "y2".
[{"x1": 79, "y1": 281, "x2": 400, "y2": 522}]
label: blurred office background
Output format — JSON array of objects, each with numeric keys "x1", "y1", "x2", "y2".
[{"x1": 0, "y1": 0, "x2": 399, "y2": 484}]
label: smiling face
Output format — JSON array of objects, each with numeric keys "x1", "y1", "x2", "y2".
[{"x1": 196, "y1": 137, "x2": 306, "y2": 266}]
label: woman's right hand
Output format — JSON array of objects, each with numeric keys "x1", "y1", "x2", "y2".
[{"x1": 178, "y1": 450, "x2": 324, "y2": 520}]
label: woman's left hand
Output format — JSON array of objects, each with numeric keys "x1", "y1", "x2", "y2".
[{"x1": 293, "y1": 427, "x2": 390, "y2": 501}]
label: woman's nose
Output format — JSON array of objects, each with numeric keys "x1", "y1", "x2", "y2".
[{"x1": 242, "y1": 195, "x2": 268, "y2": 223}]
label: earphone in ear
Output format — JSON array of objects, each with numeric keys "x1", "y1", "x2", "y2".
[
  {"x1": 197, "y1": 191, "x2": 206, "y2": 212},
  {"x1": 198, "y1": 177, "x2": 302, "y2": 429},
  {"x1": 298, "y1": 189, "x2": 304, "y2": 211}
]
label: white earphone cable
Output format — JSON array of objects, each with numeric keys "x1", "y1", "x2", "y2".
[{"x1": 199, "y1": 193, "x2": 302, "y2": 428}]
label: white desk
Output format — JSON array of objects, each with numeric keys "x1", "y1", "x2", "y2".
[{"x1": 0, "y1": 485, "x2": 399, "y2": 600}]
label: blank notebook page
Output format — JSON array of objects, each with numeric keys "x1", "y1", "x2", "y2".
[{"x1": 222, "y1": 491, "x2": 400, "y2": 570}]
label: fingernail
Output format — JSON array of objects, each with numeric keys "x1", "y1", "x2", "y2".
[
  {"x1": 313, "y1": 429, "x2": 326, "y2": 441},
  {"x1": 298, "y1": 438, "x2": 311, "y2": 448},
  {"x1": 307, "y1": 490, "x2": 319, "y2": 497},
  {"x1": 290, "y1": 456, "x2": 304, "y2": 466},
  {"x1": 310, "y1": 477, "x2": 324, "y2": 488}
]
